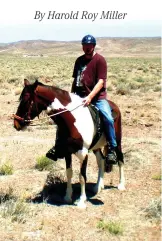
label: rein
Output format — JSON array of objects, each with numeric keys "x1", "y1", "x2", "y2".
[{"x1": 13, "y1": 103, "x2": 84, "y2": 125}]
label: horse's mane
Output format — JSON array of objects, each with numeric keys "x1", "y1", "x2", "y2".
[
  {"x1": 49, "y1": 85, "x2": 71, "y2": 105},
  {"x1": 19, "y1": 80, "x2": 72, "y2": 106},
  {"x1": 50, "y1": 86, "x2": 69, "y2": 97}
]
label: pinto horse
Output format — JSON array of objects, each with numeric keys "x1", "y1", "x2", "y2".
[{"x1": 14, "y1": 79, "x2": 125, "y2": 208}]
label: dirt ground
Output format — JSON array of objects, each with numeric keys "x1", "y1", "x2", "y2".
[{"x1": 0, "y1": 85, "x2": 161, "y2": 241}]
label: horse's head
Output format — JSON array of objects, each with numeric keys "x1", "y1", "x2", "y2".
[{"x1": 14, "y1": 79, "x2": 48, "y2": 130}]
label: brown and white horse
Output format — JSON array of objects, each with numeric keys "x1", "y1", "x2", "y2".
[{"x1": 14, "y1": 79, "x2": 125, "y2": 208}]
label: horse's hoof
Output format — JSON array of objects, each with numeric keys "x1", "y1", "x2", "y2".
[
  {"x1": 92, "y1": 184, "x2": 104, "y2": 194},
  {"x1": 74, "y1": 196, "x2": 87, "y2": 208},
  {"x1": 76, "y1": 201, "x2": 87, "y2": 209},
  {"x1": 118, "y1": 183, "x2": 126, "y2": 191},
  {"x1": 64, "y1": 196, "x2": 72, "y2": 204}
]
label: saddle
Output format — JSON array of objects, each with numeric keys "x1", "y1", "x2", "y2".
[
  {"x1": 88, "y1": 103, "x2": 117, "y2": 150},
  {"x1": 88, "y1": 105, "x2": 103, "y2": 149}
]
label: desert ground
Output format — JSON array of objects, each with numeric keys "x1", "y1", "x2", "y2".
[{"x1": 0, "y1": 38, "x2": 161, "y2": 241}]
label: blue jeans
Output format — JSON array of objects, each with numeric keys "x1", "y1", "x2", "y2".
[{"x1": 92, "y1": 99, "x2": 117, "y2": 149}]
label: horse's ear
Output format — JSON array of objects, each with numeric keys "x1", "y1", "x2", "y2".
[{"x1": 24, "y1": 79, "x2": 30, "y2": 86}]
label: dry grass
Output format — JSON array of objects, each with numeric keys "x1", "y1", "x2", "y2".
[
  {"x1": 0, "y1": 162, "x2": 14, "y2": 175},
  {"x1": 0, "y1": 52, "x2": 161, "y2": 241},
  {"x1": 152, "y1": 174, "x2": 161, "y2": 180},
  {"x1": 144, "y1": 198, "x2": 161, "y2": 220},
  {"x1": 0, "y1": 198, "x2": 30, "y2": 223},
  {"x1": 97, "y1": 219, "x2": 124, "y2": 235},
  {"x1": 35, "y1": 156, "x2": 54, "y2": 171},
  {"x1": 0, "y1": 187, "x2": 15, "y2": 203}
]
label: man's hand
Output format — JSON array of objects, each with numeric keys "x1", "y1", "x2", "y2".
[
  {"x1": 82, "y1": 79, "x2": 104, "y2": 106},
  {"x1": 83, "y1": 95, "x2": 92, "y2": 106}
]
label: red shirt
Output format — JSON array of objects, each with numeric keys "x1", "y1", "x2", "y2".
[{"x1": 72, "y1": 53, "x2": 107, "y2": 100}]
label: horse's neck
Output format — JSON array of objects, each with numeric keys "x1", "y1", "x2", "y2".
[
  {"x1": 35, "y1": 85, "x2": 55, "y2": 102},
  {"x1": 52, "y1": 87, "x2": 71, "y2": 106},
  {"x1": 35, "y1": 85, "x2": 71, "y2": 106}
]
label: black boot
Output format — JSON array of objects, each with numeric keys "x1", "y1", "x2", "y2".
[
  {"x1": 46, "y1": 146, "x2": 58, "y2": 161},
  {"x1": 105, "y1": 147, "x2": 118, "y2": 165},
  {"x1": 46, "y1": 143, "x2": 66, "y2": 161},
  {"x1": 46, "y1": 128, "x2": 66, "y2": 161}
]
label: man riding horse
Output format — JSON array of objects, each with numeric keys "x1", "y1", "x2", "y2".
[{"x1": 46, "y1": 34, "x2": 118, "y2": 165}]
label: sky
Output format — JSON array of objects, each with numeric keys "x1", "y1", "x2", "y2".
[{"x1": 0, "y1": 0, "x2": 161, "y2": 43}]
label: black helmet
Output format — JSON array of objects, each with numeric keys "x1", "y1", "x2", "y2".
[{"x1": 81, "y1": 35, "x2": 96, "y2": 46}]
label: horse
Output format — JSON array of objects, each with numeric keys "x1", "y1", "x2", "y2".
[{"x1": 13, "y1": 79, "x2": 125, "y2": 208}]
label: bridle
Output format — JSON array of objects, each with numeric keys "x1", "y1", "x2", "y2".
[
  {"x1": 13, "y1": 90, "x2": 46, "y2": 123},
  {"x1": 13, "y1": 100, "x2": 34, "y2": 123}
]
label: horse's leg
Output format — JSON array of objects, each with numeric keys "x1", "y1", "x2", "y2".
[
  {"x1": 116, "y1": 150, "x2": 125, "y2": 190},
  {"x1": 93, "y1": 149, "x2": 105, "y2": 194},
  {"x1": 78, "y1": 154, "x2": 88, "y2": 208},
  {"x1": 64, "y1": 153, "x2": 73, "y2": 203},
  {"x1": 118, "y1": 161, "x2": 126, "y2": 190},
  {"x1": 75, "y1": 150, "x2": 88, "y2": 208}
]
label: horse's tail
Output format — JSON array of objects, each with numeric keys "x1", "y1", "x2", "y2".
[
  {"x1": 108, "y1": 100, "x2": 124, "y2": 163},
  {"x1": 103, "y1": 145, "x2": 113, "y2": 173}
]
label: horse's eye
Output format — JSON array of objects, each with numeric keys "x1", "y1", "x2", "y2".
[
  {"x1": 20, "y1": 94, "x2": 31, "y2": 104},
  {"x1": 23, "y1": 93, "x2": 31, "y2": 101},
  {"x1": 24, "y1": 93, "x2": 30, "y2": 98}
]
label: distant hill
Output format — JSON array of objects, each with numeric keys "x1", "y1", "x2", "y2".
[{"x1": 0, "y1": 37, "x2": 160, "y2": 57}]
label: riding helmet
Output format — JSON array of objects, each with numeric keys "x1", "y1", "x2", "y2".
[{"x1": 81, "y1": 35, "x2": 96, "y2": 46}]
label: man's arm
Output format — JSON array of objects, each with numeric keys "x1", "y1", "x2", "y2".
[{"x1": 83, "y1": 79, "x2": 104, "y2": 106}]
